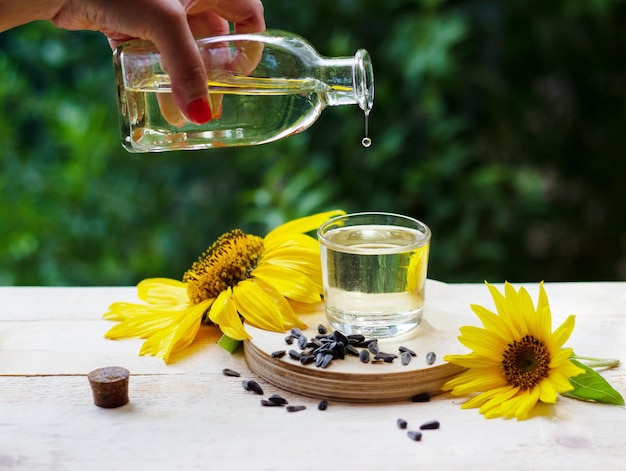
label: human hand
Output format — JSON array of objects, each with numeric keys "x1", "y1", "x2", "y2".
[{"x1": 51, "y1": 0, "x2": 265, "y2": 124}]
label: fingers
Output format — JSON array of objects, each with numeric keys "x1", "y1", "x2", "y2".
[
  {"x1": 130, "y1": 1, "x2": 266, "y2": 125},
  {"x1": 145, "y1": 8, "x2": 214, "y2": 124},
  {"x1": 188, "y1": 0, "x2": 265, "y2": 34}
]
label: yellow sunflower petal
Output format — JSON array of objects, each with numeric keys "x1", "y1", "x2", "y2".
[
  {"x1": 443, "y1": 368, "x2": 507, "y2": 395},
  {"x1": 514, "y1": 286, "x2": 536, "y2": 338},
  {"x1": 104, "y1": 308, "x2": 184, "y2": 339},
  {"x1": 549, "y1": 364, "x2": 584, "y2": 390},
  {"x1": 549, "y1": 347, "x2": 574, "y2": 369},
  {"x1": 502, "y1": 282, "x2": 526, "y2": 337},
  {"x1": 456, "y1": 325, "x2": 508, "y2": 359},
  {"x1": 252, "y1": 279, "x2": 307, "y2": 330},
  {"x1": 538, "y1": 377, "x2": 559, "y2": 404},
  {"x1": 499, "y1": 387, "x2": 540, "y2": 420},
  {"x1": 138, "y1": 300, "x2": 209, "y2": 363},
  {"x1": 137, "y1": 277, "x2": 189, "y2": 305},
  {"x1": 230, "y1": 279, "x2": 284, "y2": 331},
  {"x1": 548, "y1": 315, "x2": 577, "y2": 353},
  {"x1": 443, "y1": 353, "x2": 501, "y2": 370},
  {"x1": 486, "y1": 282, "x2": 521, "y2": 340},
  {"x1": 264, "y1": 210, "x2": 345, "y2": 241},
  {"x1": 534, "y1": 282, "x2": 553, "y2": 341},
  {"x1": 263, "y1": 232, "x2": 321, "y2": 253},
  {"x1": 104, "y1": 302, "x2": 189, "y2": 322},
  {"x1": 463, "y1": 385, "x2": 518, "y2": 412},
  {"x1": 470, "y1": 303, "x2": 514, "y2": 340},
  {"x1": 253, "y1": 263, "x2": 321, "y2": 303},
  {"x1": 260, "y1": 244, "x2": 322, "y2": 278},
  {"x1": 208, "y1": 288, "x2": 251, "y2": 341}
]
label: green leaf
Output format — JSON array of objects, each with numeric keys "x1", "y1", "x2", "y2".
[
  {"x1": 217, "y1": 335, "x2": 242, "y2": 353},
  {"x1": 562, "y1": 359, "x2": 624, "y2": 406}
]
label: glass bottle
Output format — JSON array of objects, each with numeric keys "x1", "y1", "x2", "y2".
[{"x1": 113, "y1": 30, "x2": 374, "y2": 153}]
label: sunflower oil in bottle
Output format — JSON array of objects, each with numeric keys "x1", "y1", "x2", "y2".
[{"x1": 114, "y1": 30, "x2": 374, "y2": 152}]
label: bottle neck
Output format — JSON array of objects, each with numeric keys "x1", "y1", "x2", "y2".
[{"x1": 318, "y1": 49, "x2": 374, "y2": 113}]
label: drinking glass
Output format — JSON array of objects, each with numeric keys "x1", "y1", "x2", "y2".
[{"x1": 318, "y1": 212, "x2": 431, "y2": 338}]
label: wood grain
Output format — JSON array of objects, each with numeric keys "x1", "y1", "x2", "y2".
[{"x1": 1, "y1": 282, "x2": 625, "y2": 471}]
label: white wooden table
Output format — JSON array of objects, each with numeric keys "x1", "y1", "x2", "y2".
[{"x1": 1, "y1": 281, "x2": 624, "y2": 470}]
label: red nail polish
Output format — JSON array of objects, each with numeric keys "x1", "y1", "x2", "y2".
[{"x1": 187, "y1": 97, "x2": 212, "y2": 124}]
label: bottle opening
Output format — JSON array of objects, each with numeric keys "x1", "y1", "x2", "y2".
[{"x1": 354, "y1": 49, "x2": 374, "y2": 114}]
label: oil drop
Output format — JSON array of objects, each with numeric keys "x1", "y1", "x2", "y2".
[{"x1": 361, "y1": 110, "x2": 372, "y2": 148}]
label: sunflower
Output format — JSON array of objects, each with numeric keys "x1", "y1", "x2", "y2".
[
  {"x1": 442, "y1": 281, "x2": 585, "y2": 420},
  {"x1": 103, "y1": 210, "x2": 345, "y2": 363}
]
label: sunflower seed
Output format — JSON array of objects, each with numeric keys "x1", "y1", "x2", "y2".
[
  {"x1": 315, "y1": 347, "x2": 335, "y2": 356},
  {"x1": 347, "y1": 334, "x2": 365, "y2": 344},
  {"x1": 419, "y1": 420, "x2": 440, "y2": 430},
  {"x1": 359, "y1": 349, "x2": 370, "y2": 363},
  {"x1": 397, "y1": 418, "x2": 408, "y2": 429},
  {"x1": 242, "y1": 380, "x2": 264, "y2": 395},
  {"x1": 297, "y1": 335, "x2": 308, "y2": 349},
  {"x1": 222, "y1": 368, "x2": 241, "y2": 377},
  {"x1": 407, "y1": 431, "x2": 422, "y2": 441},
  {"x1": 319, "y1": 353, "x2": 334, "y2": 368},
  {"x1": 332, "y1": 330, "x2": 349, "y2": 346},
  {"x1": 317, "y1": 324, "x2": 328, "y2": 335},
  {"x1": 286, "y1": 405, "x2": 306, "y2": 412},
  {"x1": 290, "y1": 327, "x2": 304, "y2": 338},
  {"x1": 288, "y1": 349, "x2": 301, "y2": 361},
  {"x1": 345, "y1": 344, "x2": 360, "y2": 356},
  {"x1": 367, "y1": 341, "x2": 379, "y2": 354},
  {"x1": 374, "y1": 352, "x2": 398, "y2": 363},
  {"x1": 318, "y1": 399, "x2": 329, "y2": 410},
  {"x1": 284, "y1": 335, "x2": 295, "y2": 345},
  {"x1": 261, "y1": 399, "x2": 284, "y2": 407},
  {"x1": 334, "y1": 342, "x2": 345, "y2": 360},
  {"x1": 401, "y1": 351, "x2": 412, "y2": 366},
  {"x1": 355, "y1": 339, "x2": 374, "y2": 348},
  {"x1": 426, "y1": 351, "x2": 437, "y2": 365},
  {"x1": 300, "y1": 354, "x2": 315, "y2": 365},
  {"x1": 267, "y1": 394, "x2": 288, "y2": 405},
  {"x1": 410, "y1": 392, "x2": 431, "y2": 402},
  {"x1": 271, "y1": 350, "x2": 286, "y2": 359},
  {"x1": 399, "y1": 346, "x2": 417, "y2": 357}
]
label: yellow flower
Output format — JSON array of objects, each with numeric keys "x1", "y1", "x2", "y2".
[
  {"x1": 442, "y1": 281, "x2": 585, "y2": 420},
  {"x1": 405, "y1": 244, "x2": 429, "y2": 294},
  {"x1": 103, "y1": 210, "x2": 345, "y2": 363}
]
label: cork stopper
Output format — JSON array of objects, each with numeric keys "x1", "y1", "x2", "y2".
[{"x1": 88, "y1": 366, "x2": 130, "y2": 408}]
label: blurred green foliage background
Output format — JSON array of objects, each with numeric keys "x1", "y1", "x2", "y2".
[{"x1": 1, "y1": 0, "x2": 625, "y2": 286}]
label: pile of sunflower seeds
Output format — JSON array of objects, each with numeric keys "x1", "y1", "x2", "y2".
[{"x1": 271, "y1": 325, "x2": 437, "y2": 370}]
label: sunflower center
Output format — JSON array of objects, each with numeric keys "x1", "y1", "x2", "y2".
[
  {"x1": 183, "y1": 229, "x2": 264, "y2": 304},
  {"x1": 501, "y1": 335, "x2": 551, "y2": 390}
]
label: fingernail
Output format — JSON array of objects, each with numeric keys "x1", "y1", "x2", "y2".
[{"x1": 187, "y1": 97, "x2": 212, "y2": 124}]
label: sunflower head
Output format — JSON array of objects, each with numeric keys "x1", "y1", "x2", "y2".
[
  {"x1": 443, "y1": 281, "x2": 585, "y2": 420},
  {"x1": 183, "y1": 229, "x2": 265, "y2": 304},
  {"x1": 102, "y1": 210, "x2": 345, "y2": 363}
]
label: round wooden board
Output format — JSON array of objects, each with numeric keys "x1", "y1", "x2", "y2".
[{"x1": 244, "y1": 280, "x2": 468, "y2": 403}]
